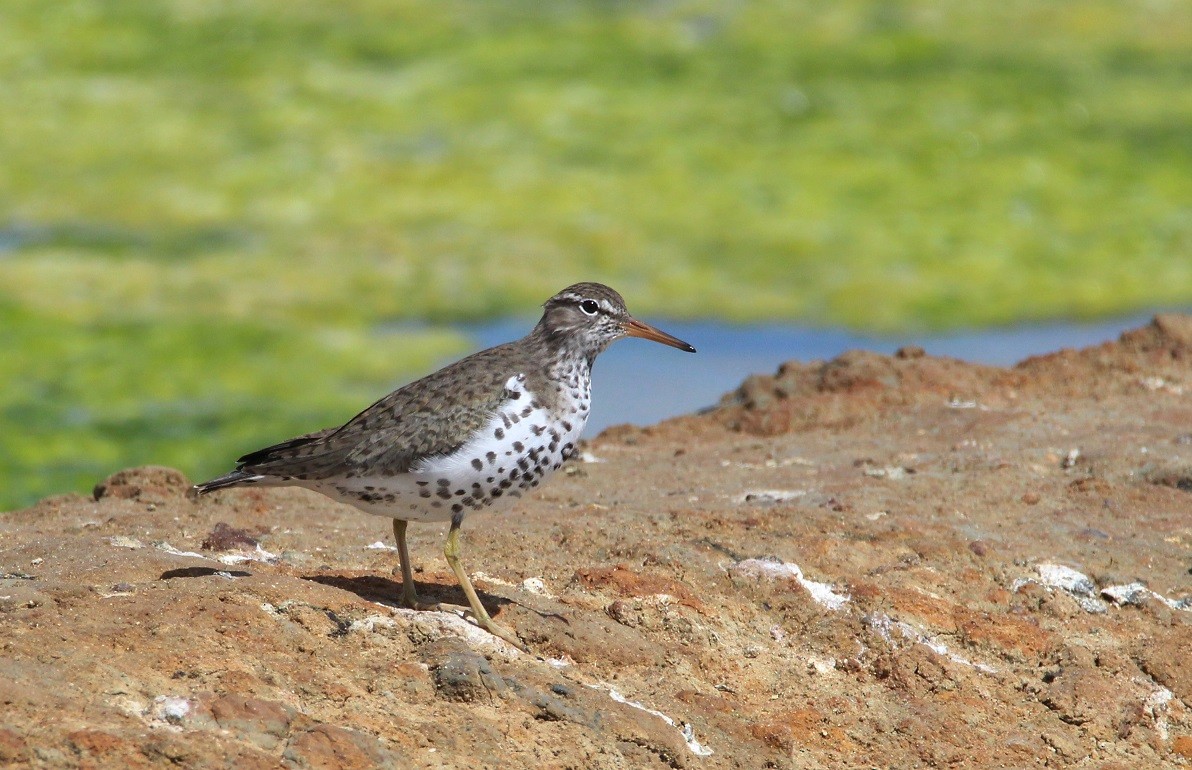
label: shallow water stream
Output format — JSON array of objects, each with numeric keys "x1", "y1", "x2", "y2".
[{"x1": 460, "y1": 311, "x2": 1179, "y2": 434}]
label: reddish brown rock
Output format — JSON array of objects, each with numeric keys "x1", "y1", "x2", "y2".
[
  {"x1": 93, "y1": 465, "x2": 191, "y2": 502},
  {"x1": 0, "y1": 316, "x2": 1188, "y2": 770}
]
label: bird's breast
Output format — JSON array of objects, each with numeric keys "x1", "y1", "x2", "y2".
[
  {"x1": 316, "y1": 374, "x2": 590, "y2": 523},
  {"x1": 406, "y1": 376, "x2": 588, "y2": 518}
]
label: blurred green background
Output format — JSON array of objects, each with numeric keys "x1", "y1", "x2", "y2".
[{"x1": 2, "y1": 0, "x2": 1191, "y2": 510}]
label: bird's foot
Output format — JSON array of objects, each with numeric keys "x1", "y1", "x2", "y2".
[
  {"x1": 431, "y1": 601, "x2": 471, "y2": 615},
  {"x1": 397, "y1": 583, "x2": 443, "y2": 612},
  {"x1": 474, "y1": 616, "x2": 528, "y2": 652},
  {"x1": 432, "y1": 602, "x2": 527, "y2": 652}
]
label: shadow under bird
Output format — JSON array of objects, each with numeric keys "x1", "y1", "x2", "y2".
[{"x1": 192, "y1": 282, "x2": 696, "y2": 650}]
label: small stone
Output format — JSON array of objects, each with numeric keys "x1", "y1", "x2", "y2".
[
  {"x1": 0, "y1": 728, "x2": 27, "y2": 764},
  {"x1": 283, "y1": 724, "x2": 401, "y2": 769},
  {"x1": 431, "y1": 650, "x2": 507, "y2": 702},
  {"x1": 93, "y1": 466, "x2": 190, "y2": 502},
  {"x1": 208, "y1": 695, "x2": 295, "y2": 751},
  {"x1": 202, "y1": 522, "x2": 260, "y2": 552}
]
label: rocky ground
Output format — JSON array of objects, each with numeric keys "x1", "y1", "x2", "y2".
[{"x1": 2, "y1": 315, "x2": 1191, "y2": 769}]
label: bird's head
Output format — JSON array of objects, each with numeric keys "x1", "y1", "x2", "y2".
[{"x1": 537, "y1": 282, "x2": 696, "y2": 360}]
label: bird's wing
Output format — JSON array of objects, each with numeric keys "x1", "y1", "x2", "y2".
[
  {"x1": 236, "y1": 428, "x2": 338, "y2": 466},
  {"x1": 237, "y1": 343, "x2": 527, "y2": 480}
]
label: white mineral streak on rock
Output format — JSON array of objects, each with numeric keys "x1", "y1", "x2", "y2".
[
  {"x1": 730, "y1": 558, "x2": 850, "y2": 611},
  {"x1": 153, "y1": 695, "x2": 191, "y2": 726},
  {"x1": 1029, "y1": 563, "x2": 1107, "y2": 613},
  {"x1": 1102, "y1": 582, "x2": 1191, "y2": 611},
  {"x1": 215, "y1": 544, "x2": 278, "y2": 565},
  {"x1": 1140, "y1": 682, "x2": 1174, "y2": 740},
  {"x1": 736, "y1": 489, "x2": 806, "y2": 504},
  {"x1": 589, "y1": 685, "x2": 714, "y2": 757},
  {"x1": 864, "y1": 613, "x2": 998, "y2": 674}
]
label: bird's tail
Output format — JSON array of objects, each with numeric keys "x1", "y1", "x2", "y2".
[{"x1": 189, "y1": 469, "x2": 265, "y2": 499}]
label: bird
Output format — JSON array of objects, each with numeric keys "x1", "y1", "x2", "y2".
[{"x1": 191, "y1": 282, "x2": 696, "y2": 650}]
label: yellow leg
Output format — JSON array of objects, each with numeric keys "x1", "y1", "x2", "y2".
[
  {"x1": 392, "y1": 519, "x2": 419, "y2": 609},
  {"x1": 443, "y1": 520, "x2": 526, "y2": 651}
]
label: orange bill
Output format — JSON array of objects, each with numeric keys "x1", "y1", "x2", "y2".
[{"x1": 623, "y1": 318, "x2": 697, "y2": 353}]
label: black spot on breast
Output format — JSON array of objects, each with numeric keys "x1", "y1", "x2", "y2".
[
  {"x1": 510, "y1": 413, "x2": 520, "y2": 425},
  {"x1": 512, "y1": 441, "x2": 524, "y2": 452},
  {"x1": 431, "y1": 501, "x2": 443, "y2": 508},
  {"x1": 562, "y1": 420, "x2": 573, "y2": 432},
  {"x1": 510, "y1": 469, "x2": 521, "y2": 480},
  {"x1": 471, "y1": 458, "x2": 483, "y2": 471},
  {"x1": 436, "y1": 488, "x2": 452, "y2": 500},
  {"x1": 517, "y1": 458, "x2": 529, "y2": 471},
  {"x1": 486, "y1": 451, "x2": 497, "y2": 463},
  {"x1": 552, "y1": 462, "x2": 561, "y2": 471},
  {"x1": 416, "y1": 480, "x2": 429, "y2": 487},
  {"x1": 531, "y1": 425, "x2": 545, "y2": 436},
  {"x1": 437, "y1": 478, "x2": 450, "y2": 487},
  {"x1": 462, "y1": 496, "x2": 474, "y2": 506},
  {"x1": 420, "y1": 489, "x2": 432, "y2": 498},
  {"x1": 364, "y1": 485, "x2": 375, "y2": 492},
  {"x1": 508, "y1": 389, "x2": 521, "y2": 400},
  {"x1": 520, "y1": 406, "x2": 533, "y2": 418},
  {"x1": 549, "y1": 429, "x2": 561, "y2": 442},
  {"x1": 499, "y1": 479, "x2": 512, "y2": 489},
  {"x1": 486, "y1": 476, "x2": 494, "y2": 483},
  {"x1": 455, "y1": 489, "x2": 466, "y2": 496},
  {"x1": 494, "y1": 428, "x2": 505, "y2": 440},
  {"x1": 492, "y1": 488, "x2": 503, "y2": 498},
  {"x1": 452, "y1": 503, "x2": 463, "y2": 514}
]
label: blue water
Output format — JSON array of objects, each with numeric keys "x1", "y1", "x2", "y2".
[{"x1": 458, "y1": 311, "x2": 1180, "y2": 434}]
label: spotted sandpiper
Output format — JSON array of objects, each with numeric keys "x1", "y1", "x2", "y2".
[{"x1": 192, "y1": 283, "x2": 695, "y2": 649}]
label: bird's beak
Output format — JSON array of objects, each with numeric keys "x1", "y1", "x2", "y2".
[{"x1": 622, "y1": 318, "x2": 697, "y2": 353}]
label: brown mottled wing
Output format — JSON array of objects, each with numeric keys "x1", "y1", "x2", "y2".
[
  {"x1": 235, "y1": 428, "x2": 337, "y2": 466},
  {"x1": 236, "y1": 342, "x2": 527, "y2": 480}
]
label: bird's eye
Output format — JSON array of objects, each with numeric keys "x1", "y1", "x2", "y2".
[{"x1": 579, "y1": 299, "x2": 599, "y2": 316}]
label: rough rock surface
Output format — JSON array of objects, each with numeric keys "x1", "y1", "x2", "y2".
[{"x1": 2, "y1": 315, "x2": 1190, "y2": 768}]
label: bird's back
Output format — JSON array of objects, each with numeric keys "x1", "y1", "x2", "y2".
[{"x1": 237, "y1": 339, "x2": 546, "y2": 483}]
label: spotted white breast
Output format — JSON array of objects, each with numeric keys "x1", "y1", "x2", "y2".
[{"x1": 318, "y1": 373, "x2": 589, "y2": 523}]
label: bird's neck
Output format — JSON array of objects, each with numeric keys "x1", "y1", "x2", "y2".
[{"x1": 528, "y1": 323, "x2": 599, "y2": 371}]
